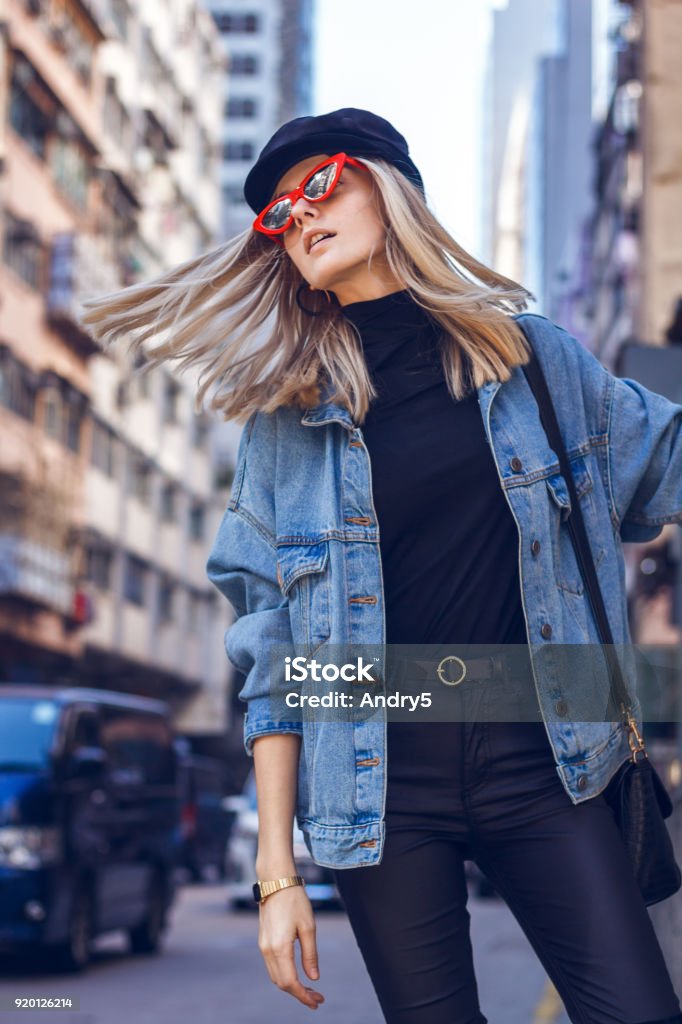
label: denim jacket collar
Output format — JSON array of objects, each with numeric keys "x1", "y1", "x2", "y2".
[{"x1": 300, "y1": 373, "x2": 503, "y2": 431}]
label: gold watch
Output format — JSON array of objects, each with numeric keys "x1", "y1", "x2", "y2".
[{"x1": 253, "y1": 875, "x2": 305, "y2": 905}]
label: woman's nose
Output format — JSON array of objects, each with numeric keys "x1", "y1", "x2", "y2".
[{"x1": 291, "y1": 195, "x2": 319, "y2": 224}]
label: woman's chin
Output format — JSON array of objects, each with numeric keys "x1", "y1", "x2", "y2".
[{"x1": 308, "y1": 274, "x2": 340, "y2": 296}]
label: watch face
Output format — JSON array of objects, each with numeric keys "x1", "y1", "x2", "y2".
[{"x1": 252, "y1": 882, "x2": 261, "y2": 903}]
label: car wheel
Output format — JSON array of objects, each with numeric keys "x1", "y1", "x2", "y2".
[
  {"x1": 55, "y1": 885, "x2": 93, "y2": 973},
  {"x1": 129, "y1": 872, "x2": 166, "y2": 955}
]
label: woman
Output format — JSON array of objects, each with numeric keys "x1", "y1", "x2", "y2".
[{"x1": 82, "y1": 108, "x2": 682, "y2": 1024}]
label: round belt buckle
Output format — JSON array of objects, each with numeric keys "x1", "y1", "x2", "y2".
[{"x1": 437, "y1": 655, "x2": 467, "y2": 687}]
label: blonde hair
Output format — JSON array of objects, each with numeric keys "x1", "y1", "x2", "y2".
[{"x1": 80, "y1": 158, "x2": 534, "y2": 425}]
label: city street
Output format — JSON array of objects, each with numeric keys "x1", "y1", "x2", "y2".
[
  {"x1": 2, "y1": 1, "x2": 682, "y2": 1021},
  {"x1": 0, "y1": 881, "x2": 569, "y2": 1024}
]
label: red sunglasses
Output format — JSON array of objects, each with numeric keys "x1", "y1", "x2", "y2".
[{"x1": 252, "y1": 152, "x2": 368, "y2": 243}]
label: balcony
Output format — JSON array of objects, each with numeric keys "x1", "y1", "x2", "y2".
[
  {"x1": 46, "y1": 233, "x2": 122, "y2": 356},
  {"x1": 0, "y1": 534, "x2": 73, "y2": 615}
]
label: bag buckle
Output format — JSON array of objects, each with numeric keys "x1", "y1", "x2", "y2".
[{"x1": 626, "y1": 712, "x2": 647, "y2": 761}]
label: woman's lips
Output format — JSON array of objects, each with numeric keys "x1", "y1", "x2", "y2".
[{"x1": 308, "y1": 233, "x2": 335, "y2": 253}]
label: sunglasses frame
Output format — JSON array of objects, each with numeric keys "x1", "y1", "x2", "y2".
[{"x1": 252, "y1": 152, "x2": 368, "y2": 244}]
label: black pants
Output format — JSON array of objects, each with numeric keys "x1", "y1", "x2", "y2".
[{"x1": 331, "y1": 675, "x2": 681, "y2": 1024}]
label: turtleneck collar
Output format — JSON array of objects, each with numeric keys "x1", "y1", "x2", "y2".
[{"x1": 341, "y1": 288, "x2": 433, "y2": 332}]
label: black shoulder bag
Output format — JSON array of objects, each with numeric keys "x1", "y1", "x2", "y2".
[{"x1": 521, "y1": 343, "x2": 682, "y2": 907}]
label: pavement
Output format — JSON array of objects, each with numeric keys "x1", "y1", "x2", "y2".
[{"x1": 0, "y1": 880, "x2": 572, "y2": 1024}]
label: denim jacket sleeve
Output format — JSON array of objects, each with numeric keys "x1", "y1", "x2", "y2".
[
  {"x1": 546, "y1": 320, "x2": 682, "y2": 543},
  {"x1": 608, "y1": 370, "x2": 682, "y2": 542},
  {"x1": 205, "y1": 416, "x2": 303, "y2": 757}
]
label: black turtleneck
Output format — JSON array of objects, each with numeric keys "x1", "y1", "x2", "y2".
[{"x1": 341, "y1": 289, "x2": 528, "y2": 649}]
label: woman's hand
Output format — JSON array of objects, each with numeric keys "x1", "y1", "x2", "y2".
[{"x1": 258, "y1": 885, "x2": 325, "y2": 1010}]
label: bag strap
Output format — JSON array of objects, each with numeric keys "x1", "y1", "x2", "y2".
[{"x1": 520, "y1": 342, "x2": 636, "y2": 728}]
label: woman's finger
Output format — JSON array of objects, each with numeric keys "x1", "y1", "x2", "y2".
[
  {"x1": 257, "y1": 895, "x2": 325, "y2": 1009},
  {"x1": 270, "y1": 941, "x2": 325, "y2": 1008},
  {"x1": 298, "y1": 919, "x2": 320, "y2": 980}
]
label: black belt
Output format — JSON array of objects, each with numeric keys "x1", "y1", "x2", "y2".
[{"x1": 385, "y1": 650, "x2": 532, "y2": 688}]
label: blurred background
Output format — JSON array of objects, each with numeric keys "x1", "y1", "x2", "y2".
[{"x1": 0, "y1": 0, "x2": 681, "y2": 1020}]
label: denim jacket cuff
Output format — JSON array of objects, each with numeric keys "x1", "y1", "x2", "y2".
[{"x1": 244, "y1": 712, "x2": 304, "y2": 757}]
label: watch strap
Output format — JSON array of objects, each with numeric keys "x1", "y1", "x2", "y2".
[{"x1": 253, "y1": 875, "x2": 305, "y2": 904}]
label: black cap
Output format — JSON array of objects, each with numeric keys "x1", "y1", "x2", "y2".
[{"x1": 244, "y1": 107, "x2": 425, "y2": 214}]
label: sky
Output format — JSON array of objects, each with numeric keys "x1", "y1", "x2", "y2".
[{"x1": 314, "y1": 0, "x2": 507, "y2": 257}]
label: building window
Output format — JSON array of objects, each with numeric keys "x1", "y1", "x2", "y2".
[
  {"x1": 226, "y1": 97, "x2": 257, "y2": 118},
  {"x1": 43, "y1": 387, "x2": 62, "y2": 441},
  {"x1": 123, "y1": 554, "x2": 147, "y2": 606},
  {"x1": 230, "y1": 54, "x2": 259, "y2": 75},
  {"x1": 46, "y1": 9, "x2": 94, "y2": 84},
  {"x1": 223, "y1": 140, "x2": 254, "y2": 161},
  {"x1": 189, "y1": 501, "x2": 206, "y2": 542},
  {"x1": 50, "y1": 132, "x2": 89, "y2": 210},
  {"x1": 128, "y1": 452, "x2": 152, "y2": 504},
  {"x1": 64, "y1": 401, "x2": 83, "y2": 453},
  {"x1": 9, "y1": 69, "x2": 51, "y2": 159},
  {"x1": 0, "y1": 347, "x2": 38, "y2": 422},
  {"x1": 91, "y1": 419, "x2": 117, "y2": 477},
  {"x1": 192, "y1": 414, "x2": 210, "y2": 450},
  {"x1": 158, "y1": 577, "x2": 175, "y2": 623},
  {"x1": 187, "y1": 589, "x2": 203, "y2": 633},
  {"x1": 3, "y1": 212, "x2": 43, "y2": 290},
  {"x1": 85, "y1": 546, "x2": 113, "y2": 590},
  {"x1": 41, "y1": 380, "x2": 86, "y2": 453},
  {"x1": 132, "y1": 350, "x2": 150, "y2": 399},
  {"x1": 213, "y1": 12, "x2": 260, "y2": 33},
  {"x1": 140, "y1": 26, "x2": 167, "y2": 91},
  {"x1": 103, "y1": 78, "x2": 133, "y2": 158},
  {"x1": 160, "y1": 482, "x2": 178, "y2": 523},
  {"x1": 162, "y1": 376, "x2": 181, "y2": 425}
]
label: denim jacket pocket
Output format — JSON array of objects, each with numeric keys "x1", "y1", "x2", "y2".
[
  {"x1": 545, "y1": 454, "x2": 606, "y2": 596},
  {"x1": 276, "y1": 540, "x2": 332, "y2": 656}
]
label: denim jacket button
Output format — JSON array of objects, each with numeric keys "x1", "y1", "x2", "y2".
[
  {"x1": 510, "y1": 456, "x2": 523, "y2": 473},
  {"x1": 555, "y1": 699, "x2": 568, "y2": 716},
  {"x1": 577, "y1": 774, "x2": 588, "y2": 792},
  {"x1": 541, "y1": 622, "x2": 552, "y2": 639},
  {"x1": 531, "y1": 539, "x2": 541, "y2": 556}
]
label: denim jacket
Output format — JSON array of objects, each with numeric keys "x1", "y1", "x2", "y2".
[{"x1": 206, "y1": 313, "x2": 682, "y2": 869}]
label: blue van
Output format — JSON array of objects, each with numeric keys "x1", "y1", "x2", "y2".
[{"x1": 0, "y1": 685, "x2": 179, "y2": 971}]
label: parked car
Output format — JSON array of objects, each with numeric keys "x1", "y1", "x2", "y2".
[
  {"x1": 176, "y1": 753, "x2": 232, "y2": 881},
  {"x1": 0, "y1": 685, "x2": 180, "y2": 971},
  {"x1": 223, "y1": 770, "x2": 342, "y2": 910}
]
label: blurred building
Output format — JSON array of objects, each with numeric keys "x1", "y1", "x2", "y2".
[
  {"x1": 526, "y1": 0, "x2": 594, "y2": 331},
  {"x1": 0, "y1": 0, "x2": 234, "y2": 754},
  {"x1": 489, "y1": 0, "x2": 682, "y2": 362},
  {"x1": 481, "y1": 0, "x2": 559, "y2": 281},
  {"x1": 0, "y1": 0, "x2": 109, "y2": 681},
  {"x1": 206, "y1": 0, "x2": 314, "y2": 240},
  {"x1": 573, "y1": 0, "x2": 682, "y2": 365},
  {"x1": 572, "y1": 0, "x2": 682, "y2": 675},
  {"x1": 483, "y1": 0, "x2": 616, "y2": 335}
]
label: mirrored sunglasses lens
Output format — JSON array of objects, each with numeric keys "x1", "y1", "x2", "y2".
[
  {"x1": 303, "y1": 162, "x2": 339, "y2": 201},
  {"x1": 262, "y1": 198, "x2": 292, "y2": 230}
]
